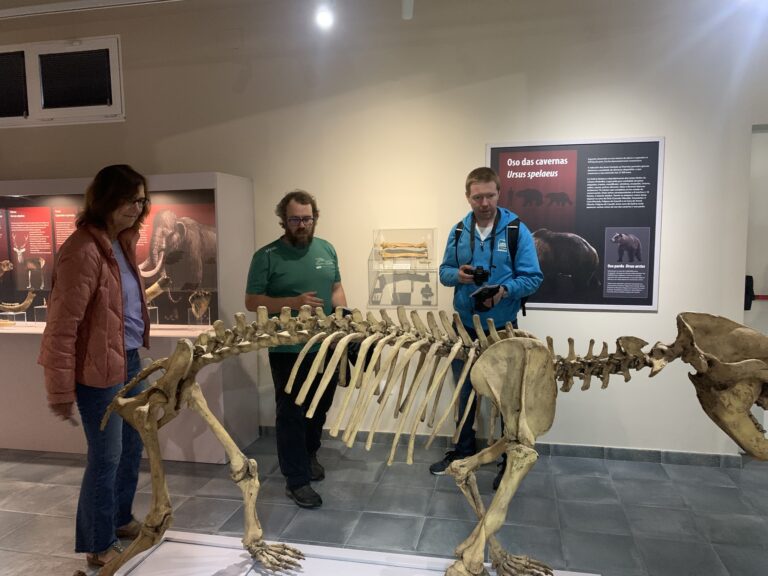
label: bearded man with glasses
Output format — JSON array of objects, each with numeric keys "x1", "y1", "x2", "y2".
[{"x1": 245, "y1": 189, "x2": 347, "y2": 509}]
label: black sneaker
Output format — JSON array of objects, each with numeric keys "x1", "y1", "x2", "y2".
[
  {"x1": 285, "y1": 484, "x2": 322, "y2": 509},
  {"x1": 309, "y1": 453, "x2": 325, "y2": 481},
  {"x1": 429, "y1": 451, "x2": 460, "y2": 475}
]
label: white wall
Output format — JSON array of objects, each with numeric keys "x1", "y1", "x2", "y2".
[
  {"x1": 746, "y1": 128, "x2": 768, "y2": 333},
  {"x1": 2, "y1": 0, "x2": 768, "y2": 456}
]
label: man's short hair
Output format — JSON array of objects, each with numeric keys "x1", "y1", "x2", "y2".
[
  {"x1": 465, "y1": 167, "x2": 501, "y2": 196},
  {"x1": 275, "y1": 189, "x2": 319, "y2": 223}
]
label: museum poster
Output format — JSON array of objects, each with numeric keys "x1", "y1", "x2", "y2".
[
  {"x1": 488, "y1": 138, "x2": 663, "y2": 311},
  {"x1": 0, "y1": 189, "x2": 218, "y2": 325}
]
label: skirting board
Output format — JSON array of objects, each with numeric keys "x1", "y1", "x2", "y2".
[{"x1": 115, "y1": 531, "x2": 596, "y2": 576}]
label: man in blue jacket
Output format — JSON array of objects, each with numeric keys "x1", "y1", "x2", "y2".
[{"x1": 429, "y1": 167, "x2": 543, "y2": 489}]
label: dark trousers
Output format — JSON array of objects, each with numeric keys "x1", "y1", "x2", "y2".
[
  {"x1": 453, "y1": 321, "x2": 516, "y2": 456},
  {"x1": 269, "y1": 351, "x2": 338, "y2": 489}
]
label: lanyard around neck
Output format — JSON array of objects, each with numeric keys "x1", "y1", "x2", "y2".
[{"x1": 468, "y1": 210, "x2": 500, "y2": 269}]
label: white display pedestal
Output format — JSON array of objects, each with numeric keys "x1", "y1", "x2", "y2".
[{"x1": 116, "y1": 531, "x2": 595, "y2": 576}]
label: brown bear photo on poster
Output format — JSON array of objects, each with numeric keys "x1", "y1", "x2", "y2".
[
  {"x1": 611, "y1": 232, "x2": 643, "y2": 263},
  {"x1": 532, "y1": 228, "x2": 602, "y2": 299}
]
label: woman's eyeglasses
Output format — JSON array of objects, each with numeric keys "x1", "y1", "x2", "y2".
[{"x1": 128, "y1": 197, "x2": 150, "y2": 209}]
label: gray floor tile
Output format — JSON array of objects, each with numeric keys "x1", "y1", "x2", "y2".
[
  {"x1": 342, "y1": 442, "x2": 398, "y2": 463},
  {"x1": 44, "y1": 490, "x2": 79, "y2": 517},
  {"x1": 739, "y1": 483, "x2": 768, "y2": 515},
  {"x1": 0, "y1": 510, "x2": 32, "y2": 540},
  {"x1": 550, "y1": 456, "x2": 609, "y2": 477},
  {"x1": 494, "y1": 524, "x2": 566, "y2": 570},
  {"x1": 323, "y1": 458, "x2": 386, "y2": 484},
  {"x1": 0, "y1": 514, "x2": 78, "y2": 557},
  {"x1": 365, "y1": 483, "x2": 433, "y2": 516},
  {"x1": 676, "y1": 483, "x2": 757, "y2": 515},
  {"x1": 635, "y1": 536, "x2": 728, "y2": 576},
  {"x1": 132, "y1": 491, "x2": 188, "y2": 521},
  {"x1": 345, "y1": 512, "x2": 425, "y2": 552},
  {"x1": 554, "y1": 475, "x2": 619, "y2": 504},
  {"x1": 247, "y1": 453, "x2": 279, "y2": 477},
  {"x1": 694, "y1": 512, "x2": 768, "y2": 547},
  {"x1": 0, "y1": 460, "x2": 81, "y2": 484},
  {"x1": 313, "y1": 480, "x2": 377, "y2": 510},
  {"x1": 663, "y1": 464, "x2": 736, "y2": 487},
  {"x1": 427, "y1": 490, "x2": 490, "y2": 522},
  {"x1": 530, "y1": 454, "x2": 552, "y2": 474},
  {"x1": 218, "y1": 501, "x2": 298, "y2": 540},
  {"x1": 559, "y1": 501, "x2": 630, "y2": 535},
  {"x1": 410, "y1": 443, "x2": 458, "y2": 465},
  {"x1": 713, "y1": 543, "x2": 768, "y2": 576},
  {"x1": 379, "y1": 461, "x2": 438, "y2": 488},
  {"x1": 0, "y1": 481, "x2": 35, "y2": 507},
  {"x1": 195, "y1": 476, "x2": 250, "y2": 500},
  {"x1": 416, "y1": 517, "x2": 475, "y2": 558},
  {"x1": 5, "y1": 440, "x2": 768, "y2": 575},
  {"x1": 624, "y1": 505, "x2": 703, "y2": 542},
  {"x1": 0, "y1": 483, "x2": 79, "y2": 514},
  {"x1": 613, "y1": 478, "x2": 686, "y2": 508},
  {"x1": 242, "y1": 436, "x2": 279, "y2": 456},
  {"x1": 137, "y1": 471, "x2": 219, "y2": 497},
  {"x1": 608, "y1": 460, "x2": 669, "y2": 481},
  {"x1": 170, "y1": 496, "x2": 243, "y2": 532},
  {"x1": 281, "y1": 508, "x2": 361, "y2": 545},
  {"x1": 562, "y1": 529, "x2": 645, "y2": 576},
  {"x1": 516, "y1": 471, "x2": 556, "y2": 499},
  {"x1": 505, "y1": 494, "x2": 559, "y2": 529},
  {"x1": 0, "y1": 549, "x2": 91, "y2": 576}
]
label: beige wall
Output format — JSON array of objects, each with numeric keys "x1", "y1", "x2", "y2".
[{"x1": 2, "y1": 0, "x2": 767, "y2": 455}]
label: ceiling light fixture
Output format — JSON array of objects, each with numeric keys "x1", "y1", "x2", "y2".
[
  {"x1": 315, "y1": 3, "x2": 334, "y2": 31},
  {"x1": 402, "y1": 0, "x2": 414, "y2": 20}
]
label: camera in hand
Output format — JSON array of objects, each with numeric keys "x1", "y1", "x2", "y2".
[{"x1": 471, "y1": 266, "x2": 490, "y2": 286}]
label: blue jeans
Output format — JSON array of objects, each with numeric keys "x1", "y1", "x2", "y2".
[
  {"x1": 74, "y1": 349, "x2": 146, "y2": 553},
  {"x1": 453, "y1": 321, "x2": 515, "y2": 456}
]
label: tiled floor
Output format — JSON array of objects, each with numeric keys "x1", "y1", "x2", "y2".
[{"x1": 1, "y1": 437, "x2": 768, "y2": 576}]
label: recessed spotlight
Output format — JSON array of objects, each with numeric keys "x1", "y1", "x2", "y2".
[{"x1": 315, "y1": 4, "x2": 334, "y2": 30}]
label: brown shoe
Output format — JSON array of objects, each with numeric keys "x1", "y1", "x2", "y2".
[
  {"x1": 116, "y1": 518, "x2": 142, "y2": 539},
  {"x1": 86, "y1": 542, "x2": 124, "y2": 567}
]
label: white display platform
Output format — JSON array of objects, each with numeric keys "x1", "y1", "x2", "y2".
[{"x1": 116, "y1": 531, "x2": 595, "y2": 576}]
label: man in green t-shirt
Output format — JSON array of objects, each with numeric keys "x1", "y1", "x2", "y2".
[{"x1": 245, "y1": 189, "x2": 347, "y2": 509}]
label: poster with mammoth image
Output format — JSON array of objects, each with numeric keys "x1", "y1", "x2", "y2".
[
  {"x1": 0, "y1": 189, "x2": 217, "y2": 326},
  {"x1": 488, "y1": 138, "x2": 662, "y2": 311}
]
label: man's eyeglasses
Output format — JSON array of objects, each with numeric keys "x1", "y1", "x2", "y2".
[
  {"x1": 286, "y1": 216, "x2": 315, "y2": 226},
  {"x1": 128, "y1": 197, "x2": 150, "y2": 209}
]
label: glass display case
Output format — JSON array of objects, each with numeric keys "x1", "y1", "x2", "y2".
[{"x1": 368, "y1": 228, "x2": 437, "y2": 307}]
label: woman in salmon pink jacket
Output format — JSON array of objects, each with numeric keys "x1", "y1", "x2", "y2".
[{"x1": 38, "y1": 165, "x2": 151, "y2": 569}]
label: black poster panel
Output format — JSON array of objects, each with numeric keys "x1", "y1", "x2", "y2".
[{"x1": 488, "y1": 139, "x2": 663, "y2": 311}]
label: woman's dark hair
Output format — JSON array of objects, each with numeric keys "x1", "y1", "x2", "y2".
[{"x1": 76, "y1": 164, "x2": 149, "y2": 231}]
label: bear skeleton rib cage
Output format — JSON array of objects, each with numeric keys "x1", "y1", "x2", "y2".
[{"x1": 80, "y1": 306, "x2": 768, "y2": 576}]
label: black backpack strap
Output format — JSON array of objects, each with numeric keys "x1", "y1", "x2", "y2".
[
  {"x1": 506, "y1": 218, "x2": 527, "y2": 316},
  {"x1": 453, "y1": 220, "x2": 464, "y2": 265}
]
